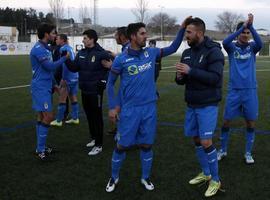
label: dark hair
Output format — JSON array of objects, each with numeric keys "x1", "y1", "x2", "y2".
[
  {"x1": 127, "y1": 22, "x2": 146, "y2": 40},
  {"x1": 186, "y1": 17, "x2": 206, "y2": 33},
  {"x1": 149, "y1": 39, "x2": 156, "y2": 46},
  {"x1": 236, "y1": 21, "x2": 245, "y2": 31},
  {"x1": 116, "y1": 26, "x2": 128, "y2": 38},
  {"x1": 58, "y1": 34, "x2": 68, "y2": 42},
  {"x1": 37, "y1": 23, "x2": 56, "y2": 39},
  {"x1": 83, "y1": 29, "x2": 98, "y2": 43}
]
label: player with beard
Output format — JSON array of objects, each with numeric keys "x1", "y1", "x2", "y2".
[
  {"x1": 105, "y1": 17, "x2": 191, "y2": 192},
  {"x1": 175, "y1": 17, "x2": 224, "y2": 197}
]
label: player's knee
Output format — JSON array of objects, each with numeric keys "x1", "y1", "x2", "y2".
[
  {"x1": 116, "y1": 144, "x2": 127, "y2": 152},
  {"x1": 42, "y1": 112, "x2": 54, "y2": 124},
  {"x1": 139, "y1": 144, "x2": 152, "y2": 152},
  {"x1": 193, "y1": 136, "x2": 200, "y2": 145},
  {"x1": 223, "y1": 120, "x2": 230, "y2": 128},
  {"x1": 200, "y1": 139, "x2": 212, "y2": 148},
  {"x1": 246, "y1": 120, "x2": 255, "y2": 128}
]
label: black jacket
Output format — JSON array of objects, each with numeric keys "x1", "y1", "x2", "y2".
[
  {"x1": 176, "y1": 36, "x2": 224, "y2": 107},
  {"x1": 66, "y1": 43, "x2": 111, "y2": 94}
]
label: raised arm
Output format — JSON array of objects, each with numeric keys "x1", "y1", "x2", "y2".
[
  {"x1": 161, "y1": 16, "x2": 192, "y2": 57},
  {"x1": 247, "y1": 14, "x2": 263, "y2": 53}
]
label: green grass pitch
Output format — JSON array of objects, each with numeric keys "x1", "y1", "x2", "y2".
[{"x1": 1, "y1": 55, "x2": 270, "y2": 200}]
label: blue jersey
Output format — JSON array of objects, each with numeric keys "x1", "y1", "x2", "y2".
[
  {"x1": 30, "y1": 41, "x2": 54, "y2": 90},
  {"x1": 111, "y1": 47, "x2": 161, "y2": 108},
  {"x1": 223, "y1": 25, "x2": 262, "y2": 89},
  {"x1": 60, "y1": 44, "x2": 78, "y2": 84}
]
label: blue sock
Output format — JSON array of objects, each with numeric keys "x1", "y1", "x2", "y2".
[
  {"x1": 220, "y1": 127, "x2": 230, "y2": 152},
  {"x1": 246, "y1": 128, "x2": 255, "y2": 154},
  {"x1": 37, "y1": 123, "x2": 50, "y2": 153},
  {"x1": 56, "y1": 103, "x2": 66, "y2": 122},
  {"x1": 71, "y1": 102, "x2": 79, "y2": 119},
  {"x1": 140, "y1": 148, "x2": 153, "y2": 179},
  {"x1": 111, "y1": 149, "x2": 126, "y2": 180},
  {"x1": 195, "y1": 145, "x2": 210, "y2": 176},
  {"x1": 204, "y1": 145, "x2": 219, "y2": 182}
]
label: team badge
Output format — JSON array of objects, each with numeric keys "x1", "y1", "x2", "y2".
[
  {"x1": 44, "y1": 102, "x2": 48, "y2": 109},
  {"x1": 199, "y1": 55, "x2": 204, "y2": 63},
  {"x1": 91, "y1": 56, "x2": 96, "y2": 62},
  {"x1": 144, "y1": 51, "x2": 149, "y2": 58}
]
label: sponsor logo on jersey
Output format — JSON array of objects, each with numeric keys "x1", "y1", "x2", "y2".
[
  {"x1": 127, "y1": 62, "x2": 152, "y2": 75},
  {"x1": 125, "y1": 58, "x2": 134, "y2": 62},
  {"x1": 234, "y1": 51, "x2": 251, "y2": 60},
  {"x1": 128, "y1": 65, "x2": 139, "y2": 75}
]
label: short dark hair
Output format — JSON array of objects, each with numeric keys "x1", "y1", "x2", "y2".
[
  {"x1": 186, "y1": 17, "x2": 206, "y2": 33},
  {"x1": 37, "y1": 23, "x2": 56, "y2": 39},
  {"x1": 83, "y1": 29, "x2": 98, "y2": 43},
  {"x1": 58, "y1": 34, "x2": 68, "y2": 42},
  {"x1": 116, "y1": 26, "x2": 128, "y2": 38},
  {"x1": 127, "y1": 22, "x2": 146, "y2": 40},
  {"x1": 149, "y1": 39, "x2": 156, "y2": 46},
  {"x1": 236, "y1": 21, "x2": 245, "y2": 31}
]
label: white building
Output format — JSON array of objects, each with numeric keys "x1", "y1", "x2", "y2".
[{"x1": 0, "y1": 26, "x2": 19, "y2": 42}]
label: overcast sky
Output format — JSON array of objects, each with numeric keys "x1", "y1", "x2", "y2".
[{"x1": 1, "y1": 0, "x2": 270, "y2": 29}]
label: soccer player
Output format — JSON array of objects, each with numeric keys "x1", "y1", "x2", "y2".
[
  {"x1": 105, "y1": 17, "x2": 190, "y2": 192},
  {"x1": 107, "y1": 26, "x2": 130, "y2": 135},
  {"x1": 65, "y1": 29, "x2": 112, "y2": 156},
  {"x1": 175, "y1": 17, "x2": 224, "y2": 197},
  {"x1": 50, "y1": 34, "x2": 79, "y2": 126},
  {"x1": 30, "y1": 23, "x2": 69, "y2": 161},
  {"x1": 217, "y1": 13, "x2": 262, "y2": 164}
]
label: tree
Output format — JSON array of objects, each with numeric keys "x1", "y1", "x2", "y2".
[
  {"x1": 131, "y1": 0, "x2": 149, "y2": 23},
  {"x1": 48, "y1": 0, "x2": 64, "y2": 31},
  {"x1": 148, "y1": 12, "x2": 177, "y2": 39},
  {"x1": 215, "y1": 11, "x2": 244, "y2": 33}
]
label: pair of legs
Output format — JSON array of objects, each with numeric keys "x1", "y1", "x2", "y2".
[
  {"x1": 53, "y1": 81, "x2": 79, "y2": 124},
  {"x1": 219, "y1": 89, "x2": 257, "y2": 162},
  {"x1": 106, "y1": 102, "x2": 157, "y2": 192},
  {"x1": 81, "y1": 91, "x2": 104, "y2": 148},
  {"x1": 185, "y1": 106, "x2": 221, "y2": 197},
  {"x1": 219, "y1": 119, "x2": 256, "y2": 162}
]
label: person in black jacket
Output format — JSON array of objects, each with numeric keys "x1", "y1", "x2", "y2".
[
  {"x1": 65, "y1": 29, "x2": 112, "y2": 156},
  {"x1": 175, "y1": 17, "x2": 224, "y2": 197}
]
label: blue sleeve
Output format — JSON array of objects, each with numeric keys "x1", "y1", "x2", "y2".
[
  {"x1": 249, "y1": 25, "x2": 263, "y2": 53},
  {"x1": 189, "y1": 48, "x2": 224, "y2": 85},
  {"x1": 111, "y1": 56, "x2": 122, "y2": 74},
  {"x1": 41, "y1": 56, "x2": 67, "y2": 71},
  {"x1": 107, "y1": 71, "x2": 119, "y2": 109},
  {"x1": 222, "y1": 26, "x2": 244, "y2": 53},
  {"x1": 161, "y1": 27, "x2": 185, "y2": 57}
]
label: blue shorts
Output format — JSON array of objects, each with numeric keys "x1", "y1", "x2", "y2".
[
  {"x1": 116, "y1": 102, "x2": 157, "y2": 147},
  {"x1": 31, "y1": 88, "x2": 52, "y2": 112},
  {"x1": 224, "y1": 89, "x2": 258, "y2": 120},
  {"x1": 67, "y1": 82, "x2": 78, "y2": 96},
  {"x1": 184, "y1": 106, "x2": 218, "y2": 140}
]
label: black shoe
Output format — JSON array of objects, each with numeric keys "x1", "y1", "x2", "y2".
[
  {"x1": 36, "y1": 152, "x2": 50, "y2": 161},
  {"x1": 45, "y1": 147, "x2": 54, "y2": 155}
]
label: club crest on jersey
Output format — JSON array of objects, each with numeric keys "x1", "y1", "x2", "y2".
[
  {"x1": 199, "y1": 55, "x2": 204, "y2": 63},
  {"x1": 128, "y1": 65, "x2": 139, "y2": 75},
  {"x1": 44, "y1": 102, "x2": 48, "y2": 109},
  {"x1": 144, "y1": 51, "x2": 149, "y2": 58},
  {"x1": 91, "y1": 56, "x2": 95, "y2": 62}
]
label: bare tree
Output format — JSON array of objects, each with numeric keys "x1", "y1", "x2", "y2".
[
  {"x1": 48, "y1": 0, "x2": 64, "y2": 31},
  {"x1": 215, "y1": 11, "x2": 244, "y2": 33},
  {"x1": 148, "y1": 12, "x2": 177, "y2": 40},
  {"x1": 131, "y1": 0, "x2": 149, "y2": 23}
]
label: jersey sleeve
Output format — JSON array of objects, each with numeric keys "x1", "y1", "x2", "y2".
[
  {"x1": 111, "y1": 55, "x2": 123, "y2": 74},
  {"x1": 33, "y1": 46, "x2": 50, "y2": 63}
]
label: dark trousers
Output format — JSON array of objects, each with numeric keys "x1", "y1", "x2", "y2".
[{"x1": 81, "y1": 92, "x2": 104, "y2": 147}]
